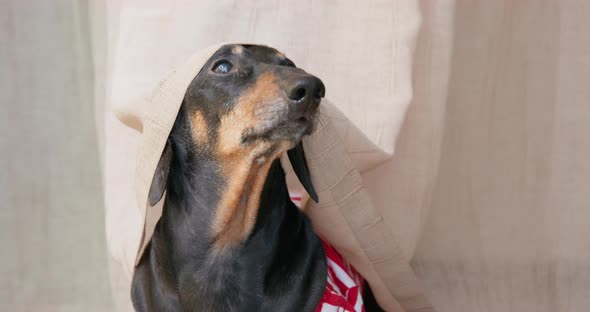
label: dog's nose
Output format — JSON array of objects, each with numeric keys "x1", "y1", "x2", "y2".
[{"x1": 286, "y1": 76, "x2": 325, "y2": 106}]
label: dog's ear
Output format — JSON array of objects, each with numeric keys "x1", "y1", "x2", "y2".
[
  {"x1": 148, "y1": 140, "x2": 173, "y2": 207},
  {"x1": 287, "y1": 142, "x2": 318, "y2": 203}
]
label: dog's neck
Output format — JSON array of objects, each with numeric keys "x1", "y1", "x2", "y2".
[
  {"x1": 163, "y1": 147, "x2": 299, "y2": 264},
  {"x1": 209, "y1": 148, "x2": 278, "y2": 254},
  {"x1": 141, "y1": 143, "x2": 326, "y2": 311}
]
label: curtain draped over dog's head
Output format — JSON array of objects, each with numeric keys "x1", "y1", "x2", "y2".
[{"x1": 115, "y1": 43, "x2": 434, "y2": 312}]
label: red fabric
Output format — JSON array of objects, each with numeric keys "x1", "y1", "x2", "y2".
[
  {"x1": 288, "y1": 193, "x2": 365, "y2": 311},
  {"x1": 315, "y1": 240, "x2": 365, "y2": 312}
]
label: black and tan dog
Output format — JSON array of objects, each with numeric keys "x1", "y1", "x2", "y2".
[{"x1": 131, "y1": 44, "x2": 382, "y2": 312}]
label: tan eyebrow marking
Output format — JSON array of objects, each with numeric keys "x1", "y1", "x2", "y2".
[
  {"x1": 276, "y1": 50, "x2": 286, "y2": 59},
  {"x1": 232, "y1": 45, "x2": 245, "y2": 55}
]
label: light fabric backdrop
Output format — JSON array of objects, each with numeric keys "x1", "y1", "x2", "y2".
[
  {"x1": 1, "y1": 1, "x2": 113, "y2": 311},
  {"x1": 3, "y1": 0, "x2": 589, "y2": 311}
]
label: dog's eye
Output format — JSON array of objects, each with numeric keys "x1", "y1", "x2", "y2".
[
  {"x1": 281, "y1": 59, "x2": 296, "y2": 68},
  {"x1": 212, "y1": 60, "x2": 233, "y2": 74}
]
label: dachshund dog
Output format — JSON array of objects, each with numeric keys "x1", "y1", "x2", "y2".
[{"x1": 131, "y1": 44, "x2": 383, "y2": 312}]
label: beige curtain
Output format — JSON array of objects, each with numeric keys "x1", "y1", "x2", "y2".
[
  {"x1": 1, "y1": 1, "x2": 113, "y2": 311},
  {"x1": 100, "y1": 1, "x2": 590, "y2": 311},
  {"x1": 411, "y1": 1, "x2": 590, "y2": 311}
]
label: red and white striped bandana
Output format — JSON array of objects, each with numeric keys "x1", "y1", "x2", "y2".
[
  {"x1": 315, "y1": 240, "x2": 365, "y2": 312},
  {"x1": 290, "y1": 193, "x2": 366, "y2": 312}
]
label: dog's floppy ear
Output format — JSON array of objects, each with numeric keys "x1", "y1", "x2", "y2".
[
  {"x1": 287, "y1": 142, "x2": 318, "y2": 203},
  {"x1": 148, "y1": 140, "x2": 173, "y2": 206}
]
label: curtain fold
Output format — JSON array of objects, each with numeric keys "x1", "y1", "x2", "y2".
[{"x1": 411, "y1": 1, "x2": 590, "y2": 311}]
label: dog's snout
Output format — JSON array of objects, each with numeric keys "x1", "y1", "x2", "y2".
[{"x1": 286, "y1": 76, "x2": 325, "y2": 104}]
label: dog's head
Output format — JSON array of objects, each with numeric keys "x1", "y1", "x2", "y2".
[
  {"x1": 185, "y1": 44, "x2": 324, "y2": 152},
  {"x1": 149, "y1": 44, "x2": 324, "y2": 206}
]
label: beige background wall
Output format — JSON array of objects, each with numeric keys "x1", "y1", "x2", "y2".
[{"x1": 0, "y1": 1, "x2": 113, "y2": 311}]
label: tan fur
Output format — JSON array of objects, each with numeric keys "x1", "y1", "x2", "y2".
[
  {"x1": 276, "y1": 51, "x2": 286, "y2": 59},
  {"x1": 211, "y1": 142, "x2": 292, "y2": 253},
  {"x1": 211, "y1": 156, "x2": 271, "y2": 253},
  {"x1": 190, "y1": 111, "x2": 208, "y2": 144},
  {"x1": 217, "y1": 72, "x2": 279, "y2": 155},
  {"x1": 232, "y1": 45, "x2": 244, "y2": 55},
  {"x1": 211, "y1": 72, "x2": 293, "y2": 252}
]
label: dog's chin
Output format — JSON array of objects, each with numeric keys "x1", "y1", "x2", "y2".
[
  {"x1": 242, "y1": 116, "x2": 317, "y2": 145},
  {"x1": 269, "y1": 117, "x2": 315, "y2": 142}
]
